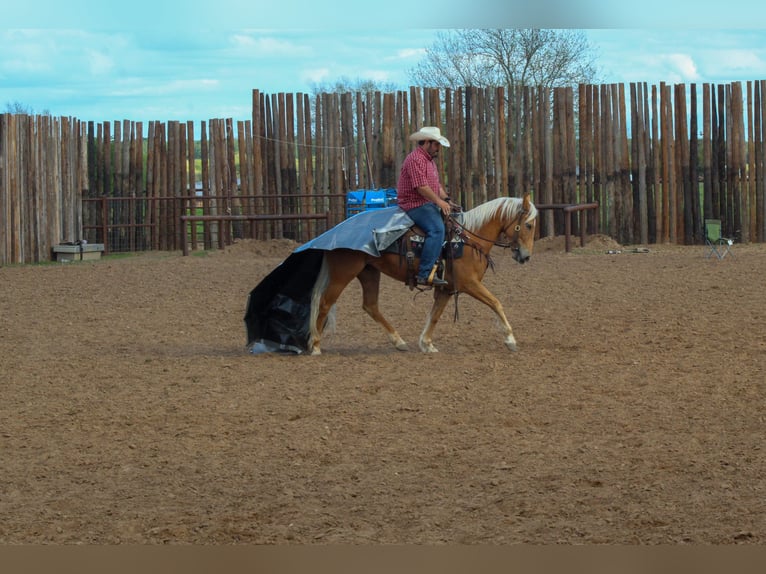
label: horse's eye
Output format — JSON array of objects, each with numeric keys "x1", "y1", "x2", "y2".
[{"x1": 526, "y1": 223, "x2": 533, "y2": 230}]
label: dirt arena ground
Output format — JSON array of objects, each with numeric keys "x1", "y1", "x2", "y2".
[{"x1": 1, "y1": 234, "x2": 764, "y2": 545}]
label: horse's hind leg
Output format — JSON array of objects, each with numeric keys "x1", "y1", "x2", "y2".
[
  {"x1": 419, "y1": 288, "x2": 452, "y2": 353},
  {"x1": 309, "y1": 252, "x2": 367, "y2": 355},
  {"x1": 357, "y1": 265, "x2": 408, "y2": 351}
]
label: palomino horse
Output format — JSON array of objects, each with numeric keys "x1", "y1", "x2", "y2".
[{"x1": 308, "y1": 193, "x2": 538, "y2": 355}]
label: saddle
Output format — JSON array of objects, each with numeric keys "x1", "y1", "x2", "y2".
[{"x1": 387, "y1": 214, "x2": 466, "y2": 290}]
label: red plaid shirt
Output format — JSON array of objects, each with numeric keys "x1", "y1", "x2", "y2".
[{"x1": 396, "y1": 146, "x2": 442, "y2": 211}]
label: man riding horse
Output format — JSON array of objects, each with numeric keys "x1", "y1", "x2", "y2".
[{"x1": 396, "y1": 126, "x2": 453, "y2": 288}]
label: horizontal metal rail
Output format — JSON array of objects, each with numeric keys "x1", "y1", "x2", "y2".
[
  {"x1": 82, "y1": 193, "x2": 345, "y2": 254},
  {"x1": 536, "y1": 202, "x2": 599, "y2": 252},
  {"x1": 180, "y1": 212, "x2": 331, "y2": 256}
]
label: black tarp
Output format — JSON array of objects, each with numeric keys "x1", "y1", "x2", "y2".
[
  {"x1": 242, "y1": 205, "x2": 472, "y2": 355},
  {"x1": 243, "y1": 208, "x2": 415, "y2": 355},
  {"x1": 243, "y1": 249, "x2": 324, "y2": 354}
]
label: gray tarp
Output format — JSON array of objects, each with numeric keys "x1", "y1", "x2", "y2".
[{"x1": 295, "y1": 206, "x2": 413, "y2": 256}]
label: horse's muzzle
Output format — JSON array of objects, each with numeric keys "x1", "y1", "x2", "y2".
[{"x1": 513, "y1": 248, "x2": 531, "y2": 264}]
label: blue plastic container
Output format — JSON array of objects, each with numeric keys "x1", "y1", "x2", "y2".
[
  {"x1": 346, "y1": 189, "x2": 398, "y2": 218},
  {"x1": 365, "y1": 191, "x2": 387, "y2": 208}
]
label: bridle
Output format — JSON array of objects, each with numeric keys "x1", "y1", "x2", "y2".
[
  {"x1": 442, "y1": 208, "x2": 531, "y2": 321},
  {"x1": 447, "y1": 208, "x2": 531, "y2": 252}
]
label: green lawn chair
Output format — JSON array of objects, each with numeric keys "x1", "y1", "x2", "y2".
[{"x1": 704, "y1": 219, "x2": 735, "y2": 260}]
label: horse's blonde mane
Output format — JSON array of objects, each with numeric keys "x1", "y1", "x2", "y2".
[{"x1": 460, "y1": 196, "x2": 538, "y2": 231}]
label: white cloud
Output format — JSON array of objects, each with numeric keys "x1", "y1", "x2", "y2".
[
  {"x1": 701, "y1": 48, "x2": 766, "y2": 78},
  {"x1": 8, "y1": 27, "x2": 766, "y2": 125},
  {"x1": 302, "y1": 67, "x2": 330, "y2": 84},
  {"x1": 587, "y1": 29, "x2": 766, "y2": 85},
  {"x1": 229, "y1": 33, "x2": 310, "y2": 58},
  {"x1": 360, "y1": 70, "x2": 391, "y2": 82},
  {"x1": 88, "y1": 50, "x2": 114, "y2": 76},
  {"x1": 110, "y1": 79, "x2": 219, "y2": 97},
  {"x1": 661, "y1": 53, "x2": 700, "y2": 81},
  {"x1": 1, "y1": 29, "x2": 137, "y2": 85},
  {"x1": 396, "y1": 48, "x2": 426, "y2": 59},
  {"x1": 607, "y1": 50, "x2": 702, "y2": 84},
  {"x1": 1, "y1": 31, "x2": 55, "y2": 75}
]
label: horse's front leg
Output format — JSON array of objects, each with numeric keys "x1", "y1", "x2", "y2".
[
  {"x1": 419, "y1": 288, "x2": 453, "y2": 353},
  {"x1": 461, "y1": 281, "x2": 518, "y2": 351}
]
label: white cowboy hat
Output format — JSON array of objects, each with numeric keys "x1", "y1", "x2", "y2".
[{"x1": 409, "y1": 126, "x2": 450, "y2": 147}]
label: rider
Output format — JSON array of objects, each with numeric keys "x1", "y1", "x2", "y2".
[{"x1": 396, "y1": 126, "x2": 452, "y2": 287}]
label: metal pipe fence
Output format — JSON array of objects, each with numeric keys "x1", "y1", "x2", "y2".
[{"x1": 82, "y1": 193, "x2": 345, "y2": 254}]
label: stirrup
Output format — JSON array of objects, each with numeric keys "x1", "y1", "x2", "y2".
[
  {"x1": 416, "y1": 276, "x2": 448, "y2": 287},
  {"x1": 418, "y1": 263, "x2": 448, "y2": 287}
]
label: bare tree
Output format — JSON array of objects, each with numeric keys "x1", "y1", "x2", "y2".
[
  {"x1": 308, "y1": 76, "x2": 401, "y2": 130},
  {"x1": 4, "y1": 101, "x2": 51, "y2": 115},
  {"x1": 408, "y1": 29, "x2": 598, "y2": 91},
  {"x1": 308, "y1": 76, "x2": 400, "y2": 141},
  {"x1": 310, "y1": 76, "x2": 400, "y2": 96}
]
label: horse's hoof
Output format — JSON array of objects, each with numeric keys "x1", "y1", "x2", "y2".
[
  {"x1": 419, "y1": 342, "x2": 439, "y2": 353},
  {"x1": 504, "y1": 339, "x2": 518, "y2": 352},
  {"x1": 395, "y1": 342, "x2": 409, "y2": 351},
  {"x1": 310, "y1": 347, "x2": 322, "y2": 356}
]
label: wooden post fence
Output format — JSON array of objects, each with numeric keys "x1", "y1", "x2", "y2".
[{"x1": 3, "y1": 80, "x2": 766, "y2": 264}]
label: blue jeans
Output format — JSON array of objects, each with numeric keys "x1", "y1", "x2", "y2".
[{"x1": 406, "y1": 203, "x2": 445, "y2": 280}]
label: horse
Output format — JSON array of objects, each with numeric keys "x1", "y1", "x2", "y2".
[{"x1": 307, "y1": 193, "x2": 538, "y2": 355}]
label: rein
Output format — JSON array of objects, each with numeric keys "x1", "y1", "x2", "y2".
[
  {"x1": 445, "y1": 217, "x2": 494, "y2": 271},
  {"x1": 447, "y1": 209, "x2": 528, "y2": 251}
]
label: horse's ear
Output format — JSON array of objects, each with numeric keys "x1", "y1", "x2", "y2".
[{"x1": 522, "y1": 192, "x2": 531, "y2": 212}]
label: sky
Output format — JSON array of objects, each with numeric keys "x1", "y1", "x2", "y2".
[{"x1": 3, "y1": 1, "x2": 766, "y2": 125}]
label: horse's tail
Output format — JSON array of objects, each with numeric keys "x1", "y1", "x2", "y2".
[{"x1": 308, "y1": 252, "x2": 336, "y2": 347}]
